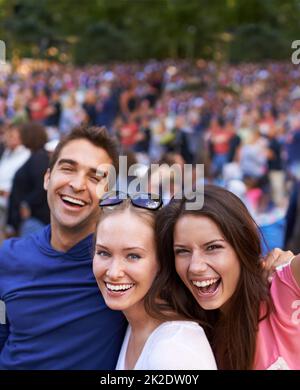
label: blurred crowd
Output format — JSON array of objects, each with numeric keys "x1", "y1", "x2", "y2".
[{"x1": 1, "y1": 59, "x2": 300, "y2": 250}]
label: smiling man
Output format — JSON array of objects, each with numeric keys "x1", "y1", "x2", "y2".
[
  {"x1": 44, "y1": 134, "x2": 115, "y2": 252},
  {"x1": 0, "y1": 126, "x2": 127, "y2": 369}
]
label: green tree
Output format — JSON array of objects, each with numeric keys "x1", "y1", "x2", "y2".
[{"x1": 0, "y1": 0, "x2": 299, "y2": 64}]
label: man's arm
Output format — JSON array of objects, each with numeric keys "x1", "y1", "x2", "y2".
[
  {"x1": 291, "y1": 255, "x2": 300, "y2": 287},
  {"x1": 263, "y1": 248, "x2": 295, "y2": 282},
  {"x1": 284, "y1": 183, "x2": 298, "y2": 248}
]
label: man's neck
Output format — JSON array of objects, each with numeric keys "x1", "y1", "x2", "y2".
[{"x1": 50, "y1": 222, "x2": 94, "y2": 252}]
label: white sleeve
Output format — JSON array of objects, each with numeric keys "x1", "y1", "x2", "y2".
[{"x1": 145, "y1": 324, "x2": 217, "y2": 370}]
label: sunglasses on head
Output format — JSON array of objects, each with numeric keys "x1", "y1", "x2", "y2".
[{"x1": 99, "y1": 191, "x2": 163, "y2": 211}]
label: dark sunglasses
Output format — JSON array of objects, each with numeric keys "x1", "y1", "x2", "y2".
[{"x1": 99, "y1": 191, "x2": 163, "y2": 211}]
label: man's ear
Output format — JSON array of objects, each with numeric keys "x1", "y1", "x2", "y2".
[{"x1": 44, "y1": 168, "x2": 50, "y2": 191}]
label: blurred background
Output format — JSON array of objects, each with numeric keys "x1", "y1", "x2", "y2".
[
  {"x1": 1, "y1": 0, "x2": 300, "y2": 253},
  {"x1": 0, "y1": 0, "x2": 299, "y2": 64}
]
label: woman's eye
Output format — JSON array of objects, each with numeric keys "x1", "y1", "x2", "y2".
[
  {"x1": 174, "y1": 248, "x2": 189, "y2": 255},
  {"x1": 206, "y1": 244, "x2": 223, "y2": 251},
  {"x1": 127, "y1": 253, "x2": 141, "y2": 260},
  {"x1": 96, "y1": 250, "x2": 110, "y2": 257}
]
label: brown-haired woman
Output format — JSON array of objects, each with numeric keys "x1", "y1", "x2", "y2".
[{"x1": 150, "y1": 185, "x2": 300, "y2": 370}]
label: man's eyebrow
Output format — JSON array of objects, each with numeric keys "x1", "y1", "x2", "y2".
[
  {"x1": 89, "y1": 167, "x2": 98, "y2": 175},
  {"x1": 57, "y1": 159, "x2": 98, "y2": 175},
  {"x1": 57, "y1": 159, "x2": 77, "y2": 166}
]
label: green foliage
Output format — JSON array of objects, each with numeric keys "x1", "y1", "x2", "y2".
[
  {"x1": 0, "y1": 0, "x2": 299, "y2": 63},
  {"x1": 73, "y1": 21, "x2": 133, "y2": 64},
  {"x1": 229, "y1": 24, "x2": 291, "y2": 62}
]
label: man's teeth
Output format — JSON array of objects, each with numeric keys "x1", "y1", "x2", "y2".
[
  {"x1": 192, "y1": 278, "x2": 219, "y2": 288},
  {"x1": 106, "y1": 283, "x2": 134, "y2": 291},
  {"x1": 61, "y1": 195, "x2": 85, "y2": 206}
]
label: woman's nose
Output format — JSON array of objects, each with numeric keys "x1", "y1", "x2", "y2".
[
  {"x1": 105, "y1": 260, "x2": 125, "y2": 280},
  {"x1": 188, "y1": 253, "x2": 208, "y2": 274}
]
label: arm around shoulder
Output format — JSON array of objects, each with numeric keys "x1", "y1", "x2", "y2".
[{"x1": 291, "y1": 254, "x2": 300, "y2": 288}]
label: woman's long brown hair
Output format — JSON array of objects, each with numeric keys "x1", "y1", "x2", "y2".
[{"x1": 145, "y1": 185, "x2": 272, "y2": 369}]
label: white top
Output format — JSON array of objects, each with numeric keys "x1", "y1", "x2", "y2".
[
  {"x1": 116, "y1": 320, "x2": 217, "y2": 370},
  {"x1": 0, "y1": 145, "x2": 30, "y2": 207}
]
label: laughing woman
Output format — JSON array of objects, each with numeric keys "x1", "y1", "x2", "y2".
[
  {"x1": 92, "y1": 192, "x2": 217, "y2": 370},
  {"x1": 152, "y1": 185, "x2": 300, "y2": 370}
]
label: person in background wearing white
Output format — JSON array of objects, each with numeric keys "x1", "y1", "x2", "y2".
[{"x1": 0, "y1": 124, "x2": 30, "y2": 241}]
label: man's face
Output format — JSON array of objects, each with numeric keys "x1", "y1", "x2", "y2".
[{"x1": 44, "y1": 139, "x2": 113, "y2": 236}]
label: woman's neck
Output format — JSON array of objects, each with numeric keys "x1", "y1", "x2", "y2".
[
  {"x1": 124, "y1": 302, "x2": 161, "y2": 335},
  {"x1": 123, "y1": 302, "x2": 163, "y2": 370}
]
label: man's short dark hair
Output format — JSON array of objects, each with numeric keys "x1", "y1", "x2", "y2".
[{"x1": 49, "y1": 126, "x2": 120, "y2": 174}]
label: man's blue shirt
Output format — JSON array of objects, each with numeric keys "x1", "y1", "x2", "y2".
[{"x1": 0, "y1": 225, "x2": 126, "y2": 369}]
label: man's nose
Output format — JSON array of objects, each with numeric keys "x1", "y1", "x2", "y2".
[{"x1": 69, "y1": 173, "x2": 87, "y2": 192}]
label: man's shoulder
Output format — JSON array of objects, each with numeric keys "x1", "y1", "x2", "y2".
[
  {"x1": 0, "y1": 228, "x2": 45, "y2": 260},
  {"x1": 1, "y1": 236, "x2": 33, "y2": 258}
]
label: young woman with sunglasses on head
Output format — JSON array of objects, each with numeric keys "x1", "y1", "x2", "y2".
[
  {"x1": 93, "y1": 192, "x2": 217, "y2": 370},
  {"x1": 151, "y1": 185, "x2": 300, "y2": 370}
]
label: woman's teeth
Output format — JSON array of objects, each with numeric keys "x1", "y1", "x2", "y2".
[
  {"x1": 106, "y1": 283, "x2": 134, "y2": 291},
  {"x1": 192, "y1": 278, "x2": 219, "y2": 288},
  {"x1": 192, "y1": 278, "x2": 221, "y2": 294}
]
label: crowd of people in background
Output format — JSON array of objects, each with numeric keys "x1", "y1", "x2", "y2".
[{"x1": 1, "y1": 59, "x2": 300, "y2": 251}]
